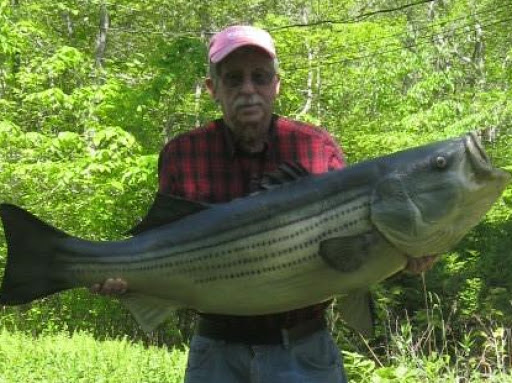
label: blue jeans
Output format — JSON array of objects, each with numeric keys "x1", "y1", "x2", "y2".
[{"x1": 184, "y1": 329, "x2": 347, "y2": 383}]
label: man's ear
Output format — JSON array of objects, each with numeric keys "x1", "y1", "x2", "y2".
[
  {"x1": 275, "y1": 75, "x2": 281, "y2": 95},
  {"x1": 205, "y1": 77, "x2": 216, "y2": 100}
]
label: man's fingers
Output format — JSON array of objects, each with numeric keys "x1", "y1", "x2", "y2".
[
  {"x1": 90, "y1": 283, "x2": 101, "y2": 294},
  {"x1": 405, "y1": 255, "x2": 439, "y2": 274},
  {"x1": 90, "y1": 278, "x2": 128, "y2": 295}
]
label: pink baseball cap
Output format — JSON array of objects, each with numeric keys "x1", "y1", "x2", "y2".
[{"x1": 209, "y1": 25, "x2": 276, "y2": 63}]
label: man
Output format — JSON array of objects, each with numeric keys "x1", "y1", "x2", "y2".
[{"x1": 93, "y1": 25, "x2": 437, "y2": 382}]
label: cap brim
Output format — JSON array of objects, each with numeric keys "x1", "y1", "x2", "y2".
[{"x1": 210, "y1": 41, "x2": 276, "y2": 63}]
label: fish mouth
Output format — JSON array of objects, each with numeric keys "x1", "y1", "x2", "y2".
[
  {"x1": 465, "y1": 131, "x2": 497, "y2": 177},
  {"x1": 465, "y1": 131, "x2": 511, "y2": 191}
]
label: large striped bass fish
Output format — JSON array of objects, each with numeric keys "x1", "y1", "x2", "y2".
[{"x1": 0, "y1": 132, "x2": 510, "y2": 333}]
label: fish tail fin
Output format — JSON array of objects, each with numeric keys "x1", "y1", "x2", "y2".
[{"x1": 0, "y1": 203, "x2": 72, "y2": 305}]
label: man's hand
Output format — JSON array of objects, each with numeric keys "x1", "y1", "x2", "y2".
[
  {"x1": 404, "y1": 255, "x2": 438, "y2": 274},
  {"x1": 90, "y1": 278, "x2": 128, "y2": 296}
]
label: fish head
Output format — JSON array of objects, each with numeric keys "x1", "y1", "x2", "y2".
[{"x1": 370, "y1": 131, "x2": 511, "y2": 257}]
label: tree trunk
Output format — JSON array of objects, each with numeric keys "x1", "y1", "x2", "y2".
[
  {"x1": 298, "y1": 42, "x2": 314, "y2": 117},
  {"x1": 63, "y1": 12, "x2": 73, "y2": 38},
  {"x1": 472, "y1": 22, "x2": 485, "y2": 83},
  {"x1": 95, "y1": 3, "x2": 109, "y2": 69},
  {"x1": 298, "y1": 8, "x2": 314, "y2": 118},
  {"x1": 194, "y1": 81, "x2": 202, "y2": 128},
  {"x1": 316, "y1": 66, "x2": 322, "y2": 119}
]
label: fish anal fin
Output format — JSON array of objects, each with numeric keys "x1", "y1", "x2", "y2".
[
  {"x1": 128, "y1": 193, "x2": 210, "y2": 235},
  {"x1": 337, "y1": 289, "x2": 375, "y2": 337},
  {"x1": 119, "y1": 293, "x2": 178, "y2": 333}
]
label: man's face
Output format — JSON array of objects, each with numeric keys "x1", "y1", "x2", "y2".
[{"x1": 207, "y1": 47, "x2": 280, "y2": 151}]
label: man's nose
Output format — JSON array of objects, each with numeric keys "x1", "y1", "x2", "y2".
[{"x1": 239, "y1": 75, "x2": 256, "y2": 93}]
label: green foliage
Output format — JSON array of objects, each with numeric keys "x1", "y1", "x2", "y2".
[
  {"x1": 340, "y1": 303, "x2": 512, "y2": 382},
  {"x1": 0, "y1": 120, "x2": 160, "y2": 341}
]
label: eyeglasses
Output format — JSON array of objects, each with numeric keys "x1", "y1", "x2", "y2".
[{"x1": 221, "y1": 69, "x2": 276, "y2": 88}]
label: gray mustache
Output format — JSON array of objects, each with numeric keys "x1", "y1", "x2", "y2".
[{"x1": 234, "y1": 96, "x2": 263, "y2": 109}]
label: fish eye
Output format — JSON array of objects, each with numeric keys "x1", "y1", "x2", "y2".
[{"x1": 434, "y1": 156, "x2": 448, "y2": 169}]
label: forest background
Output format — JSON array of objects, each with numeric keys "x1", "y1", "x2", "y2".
[{"x1": 0, "y1": 0, "x2": 512, "y2": 381}]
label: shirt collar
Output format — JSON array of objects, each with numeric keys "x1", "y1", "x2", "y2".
[{"x1": 220, "y1": 114, "x2": 278, "y2": 159}]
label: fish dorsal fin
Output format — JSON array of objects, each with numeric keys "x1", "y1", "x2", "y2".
[
  {"x1": 253, "y1": 161, "x2": 311, "y2": 193},
  {"x1": 128, "y1": 193, "x2": 210, "y2": 235}
]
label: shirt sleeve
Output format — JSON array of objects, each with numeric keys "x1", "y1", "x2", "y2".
[
  {"x1": 322, "y1": 131, "x2": 346, "y2": 171},
  {"x1": 157, "y1": 142, "x2": 176, "y2": 195}
]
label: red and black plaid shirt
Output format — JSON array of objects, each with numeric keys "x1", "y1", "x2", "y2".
[{"x1": 158, "y1": 114, "x2": 346, "y2": 329}]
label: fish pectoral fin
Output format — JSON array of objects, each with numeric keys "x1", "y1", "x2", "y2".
[
  {"x1": 319, "y1": 232, "x2": 377, "y2": 272},
  {"x1": 337, "y1": 289, "x2": 375, "y2": 337},
  {"x1": 128, "y1": 193, "x2": 210, "y2": 235},
  {"x1": 119, "y1": 293, "x2": 178, "y2": 333}
]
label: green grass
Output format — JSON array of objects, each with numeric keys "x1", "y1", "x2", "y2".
[
  {"x1": 0, "y1": 330, "x2": 187, "y2": 383},
  {"x1": 341, "y1": 318, "x2": 512, "y2": 383},
  {"x1": 344, "y1": 350, "x2": 512, "y2": 382},
  {"x1": 1, "y1": 328, "x2": 512, "y2": 382}
]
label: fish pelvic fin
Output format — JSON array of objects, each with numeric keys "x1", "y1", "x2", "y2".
[
  {"x1": 119, "y1": 293, "x2": 177, "y2": 333},
  {"x1": 0, "y1": 204, "x2": 72, "y2": 305}
]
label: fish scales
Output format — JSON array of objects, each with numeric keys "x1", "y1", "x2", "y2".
[
  {"x1": 59, "y1": 192, "x2": 376, "y2": 314},
  {"x1": 62, "y1": 191, "x2": 371, "y2": 280}
]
